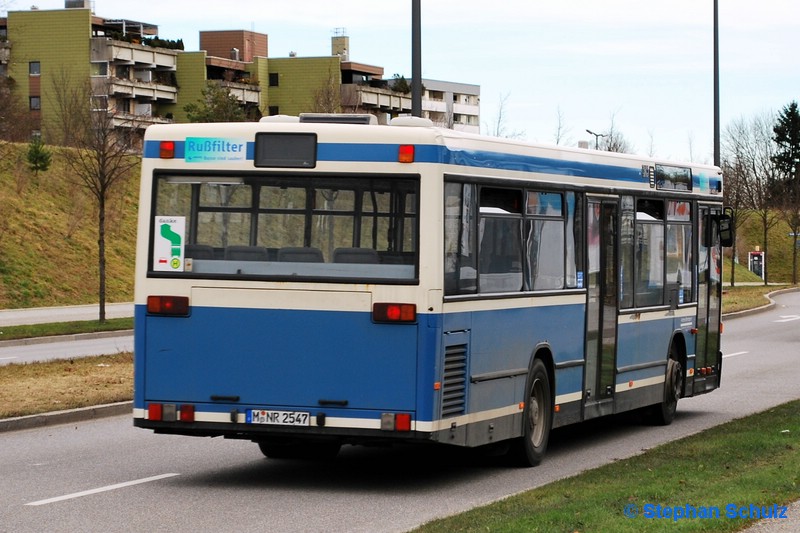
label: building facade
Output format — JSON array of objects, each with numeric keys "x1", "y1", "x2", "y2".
[{"x1": 0, "y1": 2, "x2": 480, "y2": 141}]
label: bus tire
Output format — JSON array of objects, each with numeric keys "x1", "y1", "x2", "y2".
[
  {"x1": 508, "y1": 358, "x2": 552, "y2": 467},
  {"x1": 649, "y1": 356, "x2": 683, "y2": 426}
]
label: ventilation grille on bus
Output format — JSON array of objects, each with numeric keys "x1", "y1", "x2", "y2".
[{"x1": 442, "y1": 344, "x2": 468, "y2": 417}]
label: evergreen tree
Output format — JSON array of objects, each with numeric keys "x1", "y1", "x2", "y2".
[
  {"x1": 772, "y1": 101, "x2": 800, "y2": 182},
  {"x1": 184, "y1": 82, "x2": 247, "y2": 123},
  {"x1": 27, "y1": 137, "x2": 52, "y2": 176},
  {"x1": 772, "y1": 101, "x2": 800, "y2": 283}
]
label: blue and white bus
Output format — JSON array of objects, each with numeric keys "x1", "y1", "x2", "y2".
[{"x1": 133, "y1": 114, "x2": 732, "y2": 465}]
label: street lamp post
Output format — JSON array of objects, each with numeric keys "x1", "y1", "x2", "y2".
[
  {"x1": 411, "y1": 0, "x2": 422, "y2": 117},
  {"x1": 586, "y1": 129, "x2": 606, "y2": 150}
]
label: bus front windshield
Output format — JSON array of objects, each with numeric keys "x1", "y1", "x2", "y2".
[{"x1": 150, "y1": 174, "x2": 419, "y2": 282}]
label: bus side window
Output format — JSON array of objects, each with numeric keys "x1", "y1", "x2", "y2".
[
  {"x1": 478, "y1": 188, "x2": 523, "y2": 293},
  {"x1": 444, "y1": 182, "x2": 477, "y2": 295}
]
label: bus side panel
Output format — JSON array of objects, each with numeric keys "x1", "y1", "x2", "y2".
[
  {"x1": 443, "y1": 301, "x2": 585, "y2": 418},
  {"x1": 137, "y1": 306, "x2": 419, "y2": 413}
]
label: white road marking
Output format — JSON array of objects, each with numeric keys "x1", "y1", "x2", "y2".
[
  {"x1": 0, "y1": 357, "x2": 17, "y2": 361},
  {"x1": 25, "y1": 473, "x2": 180, "y2": 506},
  {"x1": 775, "y1": 315, "x2": 800, "y2": 323},
  {"x1": 722, "y1": 351, "x2": 748, "y2": 359}
]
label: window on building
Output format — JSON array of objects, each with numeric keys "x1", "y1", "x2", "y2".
[
  {"x1": 29, "y1": 61, "x2": 41, "y2": 76},
  {"x1": 29, "y1": 96, "x2": 41, "y2": 110},
  {"x1": 269, "y1": 73, "x2": 279, "y2": 87},
  {"x1": 91, "y1": 62, "x2": 109, "y2": 76},
  {"x1": 268, "y1": 106, "x2": 279, "y2": 116}
]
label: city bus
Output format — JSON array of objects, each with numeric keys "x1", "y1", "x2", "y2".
[{"x1": 133, "y1": 114, "x2": 732, "y2": 466}]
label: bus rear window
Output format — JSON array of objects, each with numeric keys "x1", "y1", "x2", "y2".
[{"x1": 150, "y1": 174, "x2": 419, "y2": 282}]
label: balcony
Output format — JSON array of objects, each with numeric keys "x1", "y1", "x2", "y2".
[
  {"x1": 0, "y1": 41, "x2": 10, "y2": 64},
  {"x1": 218, "y1": 80, "x2": 260, "y2": 105},
  {"x1": 110, "y1": 111, "x2": 173, "y2": 129},
  {"x1": 91, "y1": 37, "x2": 177, "y2": 71},
  {"x1": 107, "y1": 77, "x2": 178, "y2": 103},
  {"x1": 341, "y1": 85, "x2": 412, "y2": 116}
]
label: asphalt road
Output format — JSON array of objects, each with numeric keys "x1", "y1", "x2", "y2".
[
  {"x1": 1, "y1": 293, "x2": 799, "y2": 532},
  {"x1": 0, "y1": 303, "x2": 133, "y2": 366}
]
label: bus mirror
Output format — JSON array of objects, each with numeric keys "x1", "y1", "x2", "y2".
[{"x1": 718, "y1": 209, "x2": 734, "y2": 248}]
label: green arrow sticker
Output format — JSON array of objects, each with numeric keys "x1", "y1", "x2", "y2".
[{"x1": 153, "y1": 216, "x2": 186, "y2": 271}]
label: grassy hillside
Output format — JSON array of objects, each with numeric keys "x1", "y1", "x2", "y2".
[
  {"x1": 0, "y1": 142, "x2": 138, "y2": 308},
  {"x1": 730, "y1": 212, "x2": 799, "y2": 283}
]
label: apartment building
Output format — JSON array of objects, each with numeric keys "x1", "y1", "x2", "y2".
[
  {"x1": 0, "y1": 2, "x2": 480, "y2": 139},
  {"x1": 1, "y1": 4, "x2": 179, "y2": 138}
]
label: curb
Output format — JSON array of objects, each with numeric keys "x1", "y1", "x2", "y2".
[
  {"x1": 0, "y1": 329, "x2": 133, "y2": 348},
  {"x1": 722, "y1": 287, "x2": 800, "y2": 320},
  {"x1": 0, "y1": 401, "x2": 132, "y2": 433}
]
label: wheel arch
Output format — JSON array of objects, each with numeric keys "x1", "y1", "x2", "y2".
[
  {"x1": 668, "y1": 331, "x2": 688, "y2": 372},
  {"x1": 528, "y1": 342, "x2": 555, "y2": 403}
]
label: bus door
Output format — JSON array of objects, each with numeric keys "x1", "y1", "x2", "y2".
[
  {"x1": 584, "y1": 198, "x2": 619, "y2": 419},
  {"x1": 694, "y1": 205, "x2": 723, "y2": 393}
]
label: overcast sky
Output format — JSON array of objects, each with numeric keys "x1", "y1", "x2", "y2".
[{"x1": 11, "y1": 0, "x2": 799, "y2": 163}]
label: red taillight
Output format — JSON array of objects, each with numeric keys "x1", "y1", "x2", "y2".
[
  {"x1": 398, "y1": 144, "x2": 415, "y2": 163},
  {"x1": 148, "y1": 403, "x2": 163, "y2": 421},
  {"x1": 179, "y1": 404, "x2": 195, "y2": 423},
  {"x1": 372, "y1": 303, "x2": 416, "y2": 323},
  {"x1": 159, "y1": 141, "x2": 175, "y2": 159},
  {"x1": 147, "y1": 295, "x2": 190, "y2": 316},
  {"x1": 395, "y1": 413, "x2": 412, "y2": 432},
  {"x1": 381, "y1": 412, "x2": 413, "y2": 431}
]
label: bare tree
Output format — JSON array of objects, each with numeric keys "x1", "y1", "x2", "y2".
[
  {"x1": 49, "y1": 75, "x2": 140, "y2": 321},
  {"x1": 0, "y1": 77, "x2": 36, "y2": 143},
  {"x1": 720, "y1": 155, "x2": 752, "y2": 286},
  {"x1": 600, "y1": 113, "x2": 634, "y2": 154},
  {"x1": 646, "y1": 130, "x2": 657, "y2": 157},
  {"x1": 723, "y1": 112, "x2": 781, "y2": 285},
  {"x1": 311, "y1": 67, "x2": 342, "y2": 114},
  {"x1": 552, "y1": 106, "x2": 572, "y2": 146},
  {"x1": 485, "y1": 92, "x2": 525, "y2": 139}
]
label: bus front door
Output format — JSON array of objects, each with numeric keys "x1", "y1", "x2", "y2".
[
  {"x1": 694, "y1": 206, "x2": 723, "y2": 393},
  {"x1": 584, "y1": 199, "x2": 619, "y2": 419}
]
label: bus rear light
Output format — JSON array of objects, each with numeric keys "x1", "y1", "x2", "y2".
[
  {"x1": 147, "y1": 295, "x2": 190, "y2": 316},
  {"x1": 381, "y1": 413, "x2": 412, "y2": 431},
  {"x1": 395, "y1": 413, "x2": 412, "y2": 432},
  {"x1": 372, "y1": 303, "x2": 416, "y2": 323},
  {"x1": 179, "y1": 404, "x2": 195, "y2": 423},
  {"x1": 398, "y1": 144, "x2": 415, "y2": 163},
  {"x1": 159, "y1": 141, "x2": 175, "y2": 159},
  {"x1": 148, "y1": 403, "x2": 163, "y2": 421}
]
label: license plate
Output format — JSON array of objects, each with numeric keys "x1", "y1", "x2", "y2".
[{"x1": 247, "y1": 409, "x2": 310, "y2": 426}]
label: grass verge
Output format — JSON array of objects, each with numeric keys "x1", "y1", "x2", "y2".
[
  {"x1": 722, "y1": 285, "x2": 792, "y2": 315},
  {"x1": 0, "y1": 352, "x2": 132, "y2": 418},
  {"x1": 415, "y1": 400, "x2": 800, "y2": 532},
  {"x1": 0, "y1": 317, "x2": 133, "y2": 341}
]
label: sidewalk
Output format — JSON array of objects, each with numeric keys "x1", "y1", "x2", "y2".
[{"x1": 0, "y1": 302, "x2": 133, "y2": 327}]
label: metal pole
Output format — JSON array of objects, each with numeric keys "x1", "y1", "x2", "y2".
[
  {"x1": 411, "y1": 0, "x2": 422, "y2": 117},
  {"x1": 713, "y1": 0, "x2": 720, "y2": 166},
  {"x1": 586, "y1": 129, "x2": 606, "y2": 150}
]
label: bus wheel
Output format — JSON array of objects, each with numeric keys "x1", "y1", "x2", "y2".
[
  {"x1": 257, "y1": 440, "x2": 341, "y2": 461},
  {"x1": 509, "y1": 358, "x2": 552, "y2": 467},
  {"x1": 649, "y1": 357, "x2": 683, "y2": 426}
]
